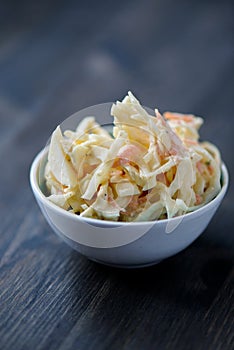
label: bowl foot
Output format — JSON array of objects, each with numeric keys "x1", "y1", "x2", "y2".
[{"x1": 88, "y1": 258, "x2": 163, "y2": 269}]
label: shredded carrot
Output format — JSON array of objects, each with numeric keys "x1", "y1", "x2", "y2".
[
  {"x1": 164, "y1": 112, "x2": 194, "y2": 123},
  {"x1": 195, "y1": 194, "x2": 202, "y2": 205},
  {"x1": 184, "y1": 138, "x2": 198, "y2": 145}
]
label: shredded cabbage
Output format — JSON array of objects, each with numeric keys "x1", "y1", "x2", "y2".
[{"x1": 45, "y1": 92, "x2": 221, "y2": 221}]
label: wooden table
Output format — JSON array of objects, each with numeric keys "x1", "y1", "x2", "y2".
[{"x1": 0, "y1": 0, "x2": 233, "y2": 349}]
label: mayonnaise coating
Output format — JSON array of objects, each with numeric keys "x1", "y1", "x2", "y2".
[{"x1": 45, "y1": 92, "x2": 221, "y2": 221}]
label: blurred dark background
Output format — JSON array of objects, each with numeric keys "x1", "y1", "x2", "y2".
[{"x1": 0, "y1": 1, "x2": 233, "y2": 349}]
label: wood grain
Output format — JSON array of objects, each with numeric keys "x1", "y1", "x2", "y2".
[{"x1": 0, "y1": 0, "x2": 233, "y2": 349}]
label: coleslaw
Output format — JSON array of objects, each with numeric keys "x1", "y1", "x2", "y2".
[{"x1": 44, "y1": 92, "x2": 221, "y2": 221}]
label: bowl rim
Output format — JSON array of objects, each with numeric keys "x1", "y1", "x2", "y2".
[{"x1": 30, "y1": 146, "x2": 229, "y2": 227}]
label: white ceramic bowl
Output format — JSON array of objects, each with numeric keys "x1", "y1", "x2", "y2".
[{"x1": 30, "y1": 146, "x2": 229, "y2": 268}]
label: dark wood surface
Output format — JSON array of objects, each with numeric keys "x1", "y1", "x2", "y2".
[{"x1": 0, "y1": 0, "x2": 233, "y2": 349}]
